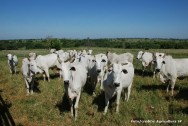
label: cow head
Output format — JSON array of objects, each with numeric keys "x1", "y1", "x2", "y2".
[
  {"x1": 28, "y1": 59, "x2": 40, "y2": 74},
  {"x1": 136, "y1": 51, "x2": 144, "y2": 60},
  {"x1": 60, "y1": 62, "x2": 71, "y2": 85},
  {"x1": 154, "y1": 52, "x2": 166, "y2": 72},
  {"x1": 7, "y1": 54, "x2": 13, "y2": 60},
  {"x1": 95, "y1": 54, "x2": 108, "y2": 74},
  {"x1": 112, "y1": 63, "x2": 129, "y2": 87},
  {"x1": 87, "y1": 49, "x2": 93, "y2": 55}
]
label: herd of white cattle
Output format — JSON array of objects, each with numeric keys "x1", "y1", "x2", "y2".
[{"x1": 6, "y1": 49, "x2": 188, "y2": 120}]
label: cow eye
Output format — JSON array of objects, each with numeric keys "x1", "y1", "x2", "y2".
[
  {"x1": 159, "y1": 54, "x2": 162, "y2": 57},
  {"x1": 101, "y1": 59, "x2": 106, "y2": 62},
  {"x1": 122, "y1": 69, "x2": 128, "y2": 74},
  {"x1": 162, "y1": 61, "x2": 165, "y2": 64},
  {"x1": 153, "y1": 60, "x2": 157, "y2": 63},
  {"x1": 92, "y1": 60, "x2": 96, "y2": 62}
]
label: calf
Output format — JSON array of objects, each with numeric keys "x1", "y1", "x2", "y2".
[
  {"x1": 7, "y1": 54, "x2": 18, "y2": 74},
  {"x1": 21, "y1": 58, "x2": 35, "y2": 95}
]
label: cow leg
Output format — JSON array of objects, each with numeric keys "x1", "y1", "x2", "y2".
[
  {"x1": 166, "y1": 83, "x2": 170, "y2": 93},
  {"x1": 116, "y1": 90, "x2": 122, "y2": 113},
  {"x1": 43, "y1": 74, "x2": 46, "y2": 81},
  {"x1": 45, "y1": 69, "x2": 50, "y2": 82},
  {"x1": 59, "y1": 70, "x2": 62, "y2": 80},
  {"x1": 24, "y1": 78, "x2": 30, "y2": 95},
  {"x1": 30, "y1": 77, "x2": 34, "y2": 95},
  {"x1": 152, "y1": 63, "x2": 157, "y2": 79},
  {"x1": 171, "y1": 80, "x2": 176, "y2": 96},
  {"x1": 9, "y1": 65, "x2": 12, "y2": 74},
  {"x1": 126, "y1": 83, "x2": 132, "y2": 102},
  {"x1": 68, "y1": 99, "x2": 74, "y2": 117},
  {"x1": 103, "y1": 93, "x2": 110, "y2": 115},
  {"x1": 14, "y1": 66, "x2": 17, "y2": 74},
  {"x1": 100, "y1": 78, "x2": 104, "y2": 90},
  {"x1": 74, "y1": 92, "x2": 81, "y2": 121},
  {"x1": 92, "y1": 78, "x2": 97, "y2": 96},
  {"x1": 142, "y1": 66, "x2": 145, "y2": 76},
  {"x1": 153, "y1": 71, "x2": 155, "y2": 79},
  {"x1": 124, "y1": 89, "x2": 127, "y2": 101}
]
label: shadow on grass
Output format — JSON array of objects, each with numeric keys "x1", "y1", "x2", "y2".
[
  {"x1": 174, "y1": 87, "x2": 188, "y2": 100},
  {"x1": 138, "y1": 84, "x2": 166, "y2": 91},
  {"x1": 83, "y1": 80, "x2": 94, "y2": 96},
  {"x1": 33, "y1": 80, "x2": 41, "y2": 93},
  {"x1": 15, "y1": 70, "x2": 20, "y2": 74},
  {"x1": 55, "y1": 94, "x2": 70, "y2": 115},
  {"x1": 50, "y1": 73, "x2": 60, "y2": 80},
  {"x1": 134, "y1": 69, "x2": 154, "y2": 77},
  {"x1": 0, "y1": 94, "x2": 16, "y2": 126},
  {"x1": 168, "y1": 103, "x2": 188, "y2": 115},
  {"x1": 92, "y1": 92, "x2": 116, "y2": 112},
  {"x1": 92, "y1": 92, "x2": 105, "y2": 112},
  {"x1": 182, "y1": 106, "x2": 188, "y2": 115},
  {"x1": 34, "y1": 72, "x2": 59, "y2": 81}
]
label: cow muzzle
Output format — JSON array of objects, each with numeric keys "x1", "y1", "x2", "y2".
[
  {"x1": 156, "y1": 69, "x2": 160, "y2": 72},
  {"x1": 97, "y1": 69, "x2": 101, "y2": 73},
  {"x1": 114, "y1": 83, "x2": 120, "y2": 87},
  {"x1": 64, "y1": 80, "x2": 69, "y2": 85}
]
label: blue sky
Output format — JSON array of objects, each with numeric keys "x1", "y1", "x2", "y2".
[{"x1": 0, "y1": 0, "x2": 188, "y2": 39}]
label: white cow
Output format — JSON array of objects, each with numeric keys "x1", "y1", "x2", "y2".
[
  {"x1": 136, "y1": 51, "x2": 155, "y2": 76},
  {"x1": 107, "y1": 52, "x2": 134, "y2": 64},
  {"x1": 91, "y1": 53, "x2": 108, "y2": 93},
  {"x1": 74, "y1": 54, "x2": 95, "y2": 70},
  {"x1": 7, "y1": 54, "x2": 18, "y2": 74},
  {"x1": 50, "y1": 48, "x2": 56, "y2": 53},
  {"x1": 153, "y1": 52, "x2": 165, "y2": 78},
  {"x1": 60, "y1": 62, "x2": 88, "y2": 120},
  {"x1": 87, "y1": 49, "x2": 93, "y2": 55},
  {"x1": 21, "y1": 58, "x2": 35, "y2": 95},
  {"x1": 53, "y1": 49, "x2": 64, "y2": 54},
  {"x1": 29, "y1": 53, "x2": 61, "y2": 82},
  {"x1": 82, "y1": 49, "x2": 87, "y2": 55},
  {"x1": 155, "y1": 55, "x2": 188, "y2": 96},
  {"x1": 29, "y1": 52, "x2": 36, "y2": 60},
  {"x1": 103, "y1": 61, "x2": 134, "y2": 114}
]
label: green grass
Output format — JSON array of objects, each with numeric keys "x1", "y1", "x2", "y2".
[{"x1": 0, "y1": 48, "x2": 188, "y2": 126}]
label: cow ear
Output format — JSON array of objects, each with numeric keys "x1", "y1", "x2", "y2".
[
  {"x1": 108, "y1": 64, "x2": 113, "y2": 68},
  {"x1": 162, "y1": 61, "x2": 165, "y2": 64},
  {"x1": 163, "y1": 54, "x2": 166, "y2": 58},
  {"x1": 27, "y1": 58, "x2": 30, "y2": 61},
  {"x1": 70, "y1": 67, "x2": 76, "y2": 71},
  {"x1": 121, "y1": 63, "x2": 128, "y2": 66},
  {"x1": 152, "y1": 52, "x2": 156, "y2": 57},
  {"x1": 106, "y1": 51, "x2": 109, "y2": 56},
  {"x1": 122, "y1": 69, "x2": 128, "y2": 74}
]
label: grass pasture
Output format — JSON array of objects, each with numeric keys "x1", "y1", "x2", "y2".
[{"x1": 0, "y1": 48, "x2": 188, "y2": 126}]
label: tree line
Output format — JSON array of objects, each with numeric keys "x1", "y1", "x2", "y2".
[{"x1": 0, "y1": 38, "x2": 188, "y2": 50}]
